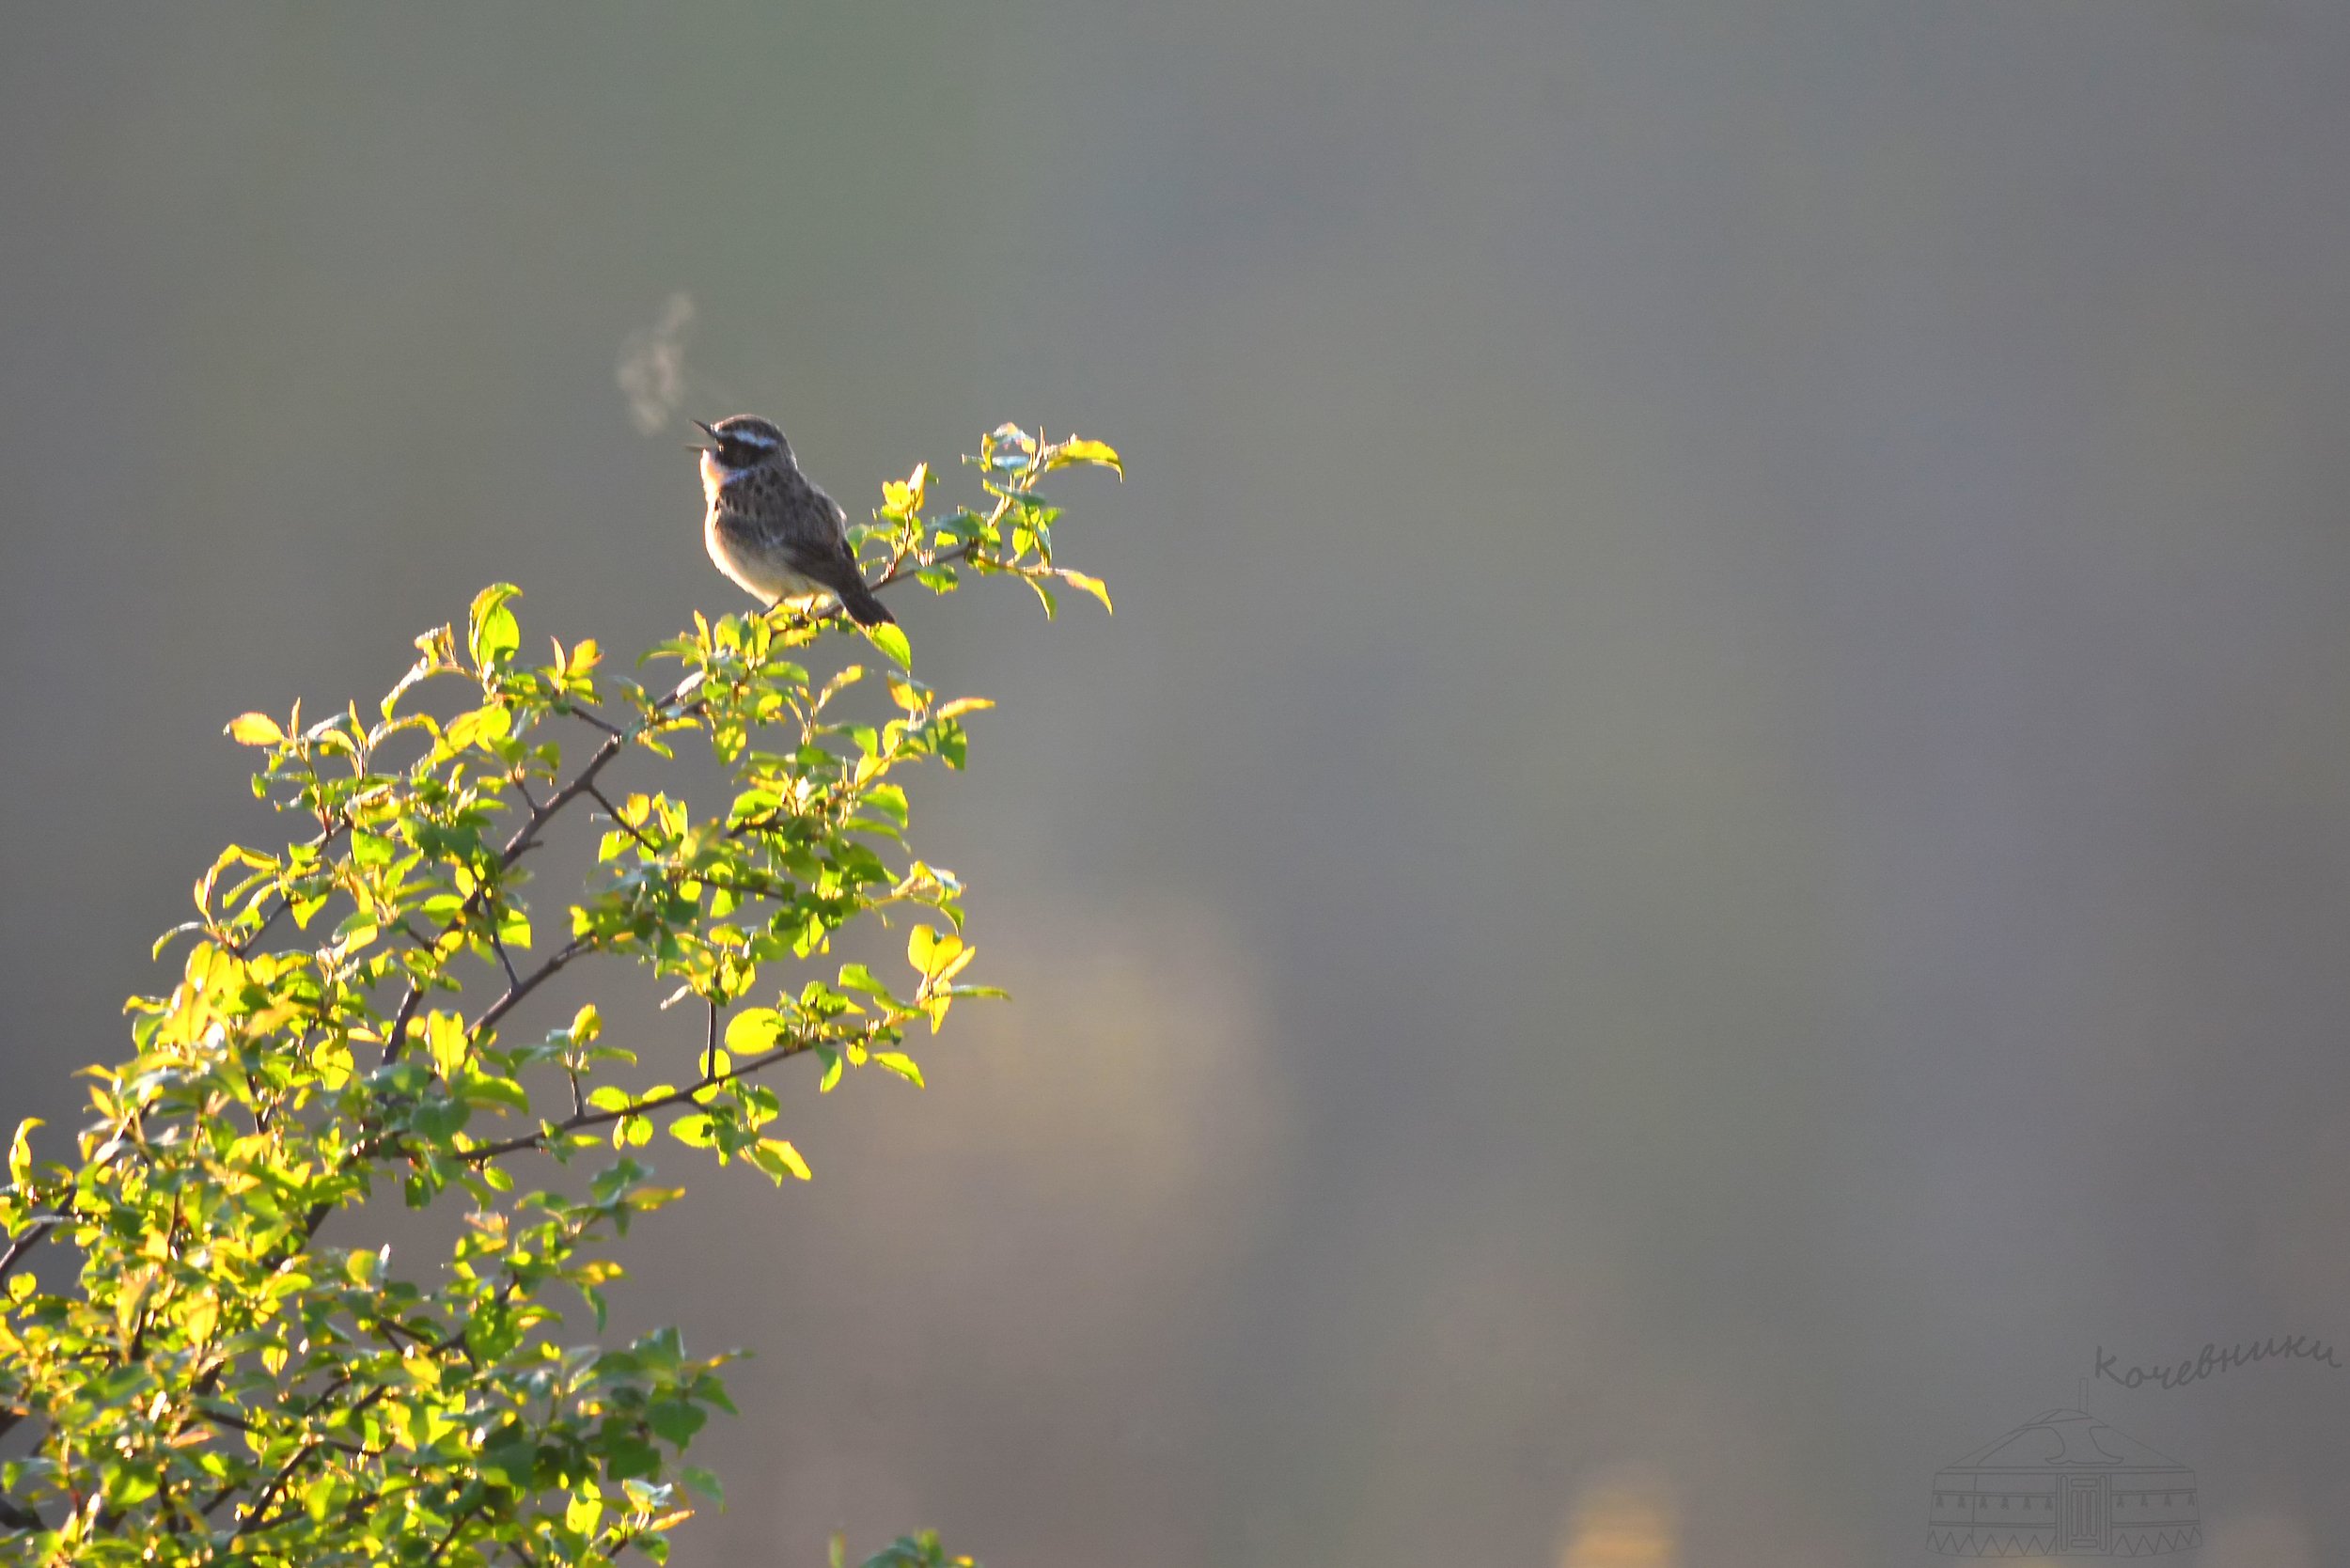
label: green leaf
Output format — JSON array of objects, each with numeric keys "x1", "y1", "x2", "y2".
[
  {"x1": 462, "y1": 1074, "x2": 531, "y2": 1114},
  {"x1": 649, "y1": 1398, "x2": 708, "y2": 1447},
  {"x1": 872, "y1": 1053, "x2": 924, "y2": 1089},
  {"x1": 862, "y1": 784, "x2": 909, "y2": 828},
  {"x1": 867, "y1": 620, "x2": 914, "y2": 671},
  {"x1": 468, "y1": 583, "x2": 523, "y2": 669},
  {"x1": 837, "y1": 964, "x2": 893, "y2": 1000}
]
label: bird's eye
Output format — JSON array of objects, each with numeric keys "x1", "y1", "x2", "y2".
[{"x1": 719, "y1": 441, "x2": 756, "y2": 467}]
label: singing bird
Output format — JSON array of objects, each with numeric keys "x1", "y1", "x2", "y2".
[{"x1": 693, "y1": 415, "x2": 895, "y2": 626}]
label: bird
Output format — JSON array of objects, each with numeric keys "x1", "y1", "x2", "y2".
[{"x1": 692, "y1": 415, "x2": 895, "y2": 627}]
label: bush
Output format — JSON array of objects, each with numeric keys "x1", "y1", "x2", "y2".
[{"x1": 0, "y1": 424, "x2": 1120, "y2": 1567}]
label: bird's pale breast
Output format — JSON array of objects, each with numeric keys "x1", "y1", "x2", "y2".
[
  {"x1": 700, "y1": 451, "x2": 856, "y2": 607},
  {"x1": 705, "y1": 504, "x2": 821, "y2": 602}
]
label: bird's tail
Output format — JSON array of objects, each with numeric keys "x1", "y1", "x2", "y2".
[{"x1": 839, "y1": 578, "x2": 896, "y2": 627}]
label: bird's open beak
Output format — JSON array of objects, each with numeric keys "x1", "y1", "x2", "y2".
[{"x1": 686, "y1": 418, "x2": 719, "y2": 452}]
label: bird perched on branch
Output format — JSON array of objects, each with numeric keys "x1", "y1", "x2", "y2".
[{"x1": 692, "y1": 415, "x2": 895, "y2": 627}]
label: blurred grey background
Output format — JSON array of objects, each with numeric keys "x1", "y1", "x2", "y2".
[{"x1": 7, "y1": 4, "x2": 2350, "y2": 1563}]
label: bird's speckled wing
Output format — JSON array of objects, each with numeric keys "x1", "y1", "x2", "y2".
[{"x1": 706, "y1": 478, "x2": 893, "y2": 625}]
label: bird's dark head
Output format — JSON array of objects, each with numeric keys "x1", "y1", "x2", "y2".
[{"x1": 693, "y1": 415, "x2": 793, "y2": 478}]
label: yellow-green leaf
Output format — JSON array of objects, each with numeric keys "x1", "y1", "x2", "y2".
[
  {"x1": 8, "y1": 1119, "x2": 42, "y2": 1185},
  {"x1": 468, "y1": 584, "x2": 523, "y2": 669},
  {"x1": 757, "y1": 1138, "x2": 811, "y2": 1180},
  {"x1": 908, "y1": 924, "x2": 964, "y2": 980},
  {"x1": 725, "y1": 1008, "x2": 782, "y2": 1054},
  {"x1": 867, "y1": 620, "x2": 913, "y2": 670},
  {"x1": 444, "y1": 705, "x2": 512, "y2": 752},
  {"x1": 1059, "y1": 570, "x2": 1114, "y2": 613},
  {"x1": 227, "y1": 713, "x2": 284, "y2": 745},
  {"x1": 1046, "y1": 436, "x2": 1123, "y2": 476},
  {"x1": 426, "y1": 1011, "x2": 467, "y2": 1080}
]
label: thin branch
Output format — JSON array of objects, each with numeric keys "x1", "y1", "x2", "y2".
[
  {"x1": 468, "y1": 938, "x2": 589, "y2": 1041},
  {"x1": 383, "y1": 983, "x2": 430, "y2": 1069},
  {"x1": 381, "y1": 729, "x2": 637, "y2": 1065},
  {"x1": 191, "y1": 1403, "x2": 376, "y2": 1460},
  {"x1": 583, "y1": 785, "x2": 661, "y2": 856},
  {"x1": 457, "y1": 1025, "x2": 857, "y2": 1164},
  {"x1": 881, "y1": 538, "x2": 981, "y2": 586},
  {"x1": 558, "y1": 703, "x2": 622, "y2": 737},
  {"x1": 488, "y1": 929, "x2": 525, "y2": 993},
  {"x1": 424, "y1": 1497, "x2": 488, "y2": 1567},
  {"x1": 230, "y1": 822, "x2": 347, "y2": 959},
  {"x1": 0, "y1": 1215, "x2": 61, "y2": 1285},
  {"x1": 223, "y1": 1438, "x2": 322, "y2": 1535},
  {"x1": 199, "y1": 1343, "x2": 401, "y2": 1527}
]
